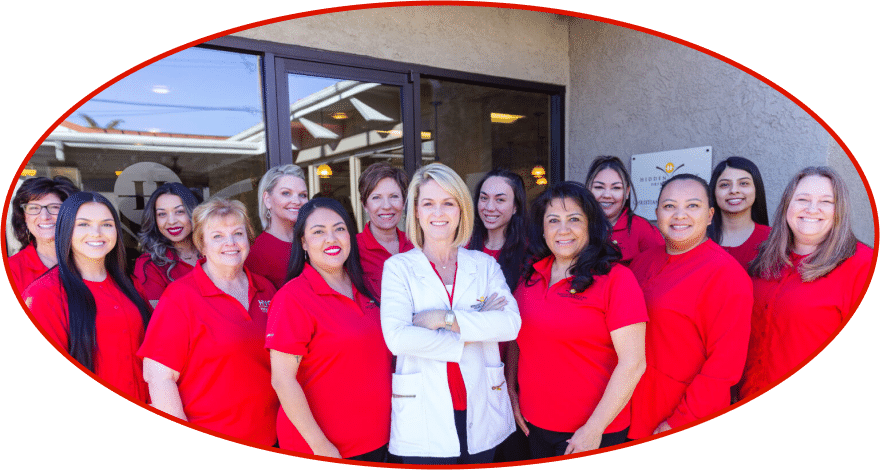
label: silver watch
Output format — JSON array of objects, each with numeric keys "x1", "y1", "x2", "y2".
[{"x1": 444, "y1": 311, "x2": 455, "y2": 330}]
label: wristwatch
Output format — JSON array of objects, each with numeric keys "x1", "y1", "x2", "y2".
[{"x1": 444, "y1": 311, "x2": 455, "y2": 330}]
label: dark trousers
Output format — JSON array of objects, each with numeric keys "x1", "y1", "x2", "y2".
[
  {"x1": 527, "y1": 422, "x2": 629, "y2": 458},
  {"x1": 493, "y1": 425, "x2": 531, "y2": 462},
  {"x1": 349, "y1": 444, "x2": 388, "y2": 462},
  {"x1": 391, "y1": 409, "x2": 496, "y2": 465}
]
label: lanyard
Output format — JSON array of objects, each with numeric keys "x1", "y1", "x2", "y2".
[{"x1": 428, "y1": 260, "x2": 457, "y2": 308}]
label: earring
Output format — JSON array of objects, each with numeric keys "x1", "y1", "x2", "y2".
[{"x1": 266, "y1": 209, "x2": 272, "y2": 220}]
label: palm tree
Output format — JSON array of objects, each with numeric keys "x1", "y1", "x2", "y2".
[{"x1": 79, "y1": 113, "x2": 124, "y2": 130}]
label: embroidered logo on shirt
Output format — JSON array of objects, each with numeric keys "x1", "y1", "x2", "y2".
[{"x1": 258, "y1": 299, "x2": 271, "y2": 313}]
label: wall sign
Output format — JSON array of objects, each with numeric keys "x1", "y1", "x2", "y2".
[{"x1": 631, "y1": 146, "x2": 712, "y2": 220}]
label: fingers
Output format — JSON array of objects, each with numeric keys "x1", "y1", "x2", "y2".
[{"x1": 564, "y1": 441, "x2": 575, "y2": 455}]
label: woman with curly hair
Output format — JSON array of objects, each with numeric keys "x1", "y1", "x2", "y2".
[
  {"x1": 134, "y1": 182, "x2": 201, "y2": 306},
  {"x1": 510, "y1": 181, "x2": 647, "y2": 456}
]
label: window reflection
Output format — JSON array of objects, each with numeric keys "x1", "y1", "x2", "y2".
[
  {"x1": 16, "y1": 47, "x2": 267, "y2": 263},
  {"x1": 420, "y1": 78, "x2": 551, "y2": 204},
  {"x1": 287, "y1": 75, "x2": 405, "y2": 229}
]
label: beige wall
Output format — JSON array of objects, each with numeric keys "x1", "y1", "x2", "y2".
[
  {"x1": 233, "y1": 6, "x2": 570, "y2": 86},
  {"x1": 232, "y1": 5, "x2": 874, "y2": 246},
  {"x1": 566, "y1": 19, "x2": 874, "y2": 245}
]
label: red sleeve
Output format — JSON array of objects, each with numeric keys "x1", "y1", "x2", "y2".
[
  {"x1": 637, "y1": 218, "x2": 664, "y2": 253},
  {"x1": 22, "y1": 275, "x2": 69, "y2": 351},
  {"x1": 137, "y1": 284, "x2": 192, "y2": 373},
  {"x1": 843, "y1": 244, "x2": 873, "y2": 320},
  {"x1": 666, "y1": 267, "x2": 752, "y2": 429},
  {"x1": 133, "y1": 255, "x2": 168, "y2": 303},
  {"x1": 605, "y1": 265, "x2": 649, "y2": 331},
  {"x1": 265, "y1": 282, "x2": 315, "y2": 356}
]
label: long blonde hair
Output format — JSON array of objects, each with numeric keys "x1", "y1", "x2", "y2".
[
  {"x1": 750, "y1": 166, "x2": 857, "y2": 282},
  {"x1": 405, "y1": 163, "x2": 474, "y2": 250}
]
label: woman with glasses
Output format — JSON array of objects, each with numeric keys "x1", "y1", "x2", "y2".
[{"x1": 9, "y1": 176, "x2": 79, "y2": 292}]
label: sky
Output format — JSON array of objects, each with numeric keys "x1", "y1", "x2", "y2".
[{"x1": 73, "y1": 47, "x2": 341, "y2": 137}]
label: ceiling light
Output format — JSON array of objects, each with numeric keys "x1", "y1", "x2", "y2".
[
  {"x1": 531, "y1": 165, "x2": 546, "y2": 178},
  {"x1": 317, "y1": 164, "x2": 332, "y2": 179},
  {"x1": 536, "y1": 177, "x2": 548, "y2": 185},
  {"x1": 20, "y1": 169, "x2": 36, "y2": 177},
  {"x1": 331, "y1": 112, "x2": 348, "y2": 120},
  {"x1": 491, "y1": 112, "x2": 525, "y2": 124},
  {"x1": 151, "y1": 85, "x2": 170, "y2": 94}
]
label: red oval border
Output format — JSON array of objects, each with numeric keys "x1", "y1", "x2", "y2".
[{"x1": 3, "y1": 2, "x2": 877, "y2": 467}]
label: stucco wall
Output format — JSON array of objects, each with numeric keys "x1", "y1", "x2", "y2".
[
  {"x1": 567, "y1": 19, "x2": 874, "y2": 245},
  {"x1": 233, "y1": 6, "x2": 570, "y2": 86}
]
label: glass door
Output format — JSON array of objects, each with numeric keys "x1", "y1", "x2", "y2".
[{"x1": 274, "y1": 59, "x2": 414, "y2": 231}]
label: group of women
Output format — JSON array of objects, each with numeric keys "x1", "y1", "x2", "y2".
[{"x1": 10, "y1": 153, "x2": 871, "y2": 463}]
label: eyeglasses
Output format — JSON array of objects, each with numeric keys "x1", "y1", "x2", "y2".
[{"x1": 21, "y1": 203, "x2": 62, "y2": 215}]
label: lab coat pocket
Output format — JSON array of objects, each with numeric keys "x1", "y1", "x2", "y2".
[
  {"x1": 391, "y1": 372, "x2": 427, "y2": 449},
  {"x1": 483, "y1": 363, "x2": 514, "y2": 442}
]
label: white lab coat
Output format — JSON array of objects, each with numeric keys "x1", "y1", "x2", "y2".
[{"x1": 380, "y1": 246, "x2": 521, "y2": 458}]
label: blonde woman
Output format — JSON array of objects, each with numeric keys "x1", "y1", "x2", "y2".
[
  {"x1": 739, "y1": 167, "x2": 872, "y2": 399},
  {"x1": 245, "y1": 164, "x2": 308, "y2": 289},
  {"x1": 381, "y1": 163, "x2": 521, "y2": 464}
]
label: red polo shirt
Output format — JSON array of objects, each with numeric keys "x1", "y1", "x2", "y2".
[
  {"x1": 627, "y1": 241, "x2": 751, "y2": 438},
  {"x1": 722, "y1": 224, "x2": 771, "y2": 271},
  {"x1": 244, "y1": 232, "x2": 292, "y2": 290},
  {"x1": 133, "y1": 249, "x2": 196, "y2": 303},
  {"x1": 739, "y1": 243, "x2": 872, "y2": 399},
  {"x1": 266, "y1": 263, "x2": 391, "y2": 457},
  {"x1": 610, "y1": 209, "x2": 665, "y2": 266},
  {"x1": 515, "y1": 257, "x2": 648, "y2": 433},
  {"x1": 356, "y1": 223, "x2": 414, "y2": 300},
  {"x1": 8, "y1": 244, "x2": 50, "y2": 293},
  {"x1": 137, "y1": 260, "x2": 279, "y2": 446},
  {"x1": 23, "y1": 268, "x2": 149, "y2": 402}
]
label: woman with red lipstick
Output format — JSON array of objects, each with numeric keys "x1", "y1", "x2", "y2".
[
  {"x1": 586, "y1": 156, "x2": 663, "y2": 266},
  {"x1": 510, "y1": 181, "x2": 647, "y2": 457},
  {"x1": 23, "y1": 192, "x2": 152, "y2": 402},
  {"x1": 267, "y1": 198, "x2": 390, "y2": 461},
  {"x1": 356, "y1": 162, "x2": 413, "y2": 300},
  {"x1": 469, "y1": 169, "x2": 530, "y2": 462},
  {"x1": 134, "y1": 183, "x2": 201, "y2": 306},
  {"x1": 139, "y1": 198, "x2": 279, "y2": 446},
  {"x1": 738, "y1": 167, "x2": 872, "y2": 400},
  {"x1": 9, "y1": 176, "x2": 78, "y2": 292},
  {"x1": 381, "y1": 163, "x2": 521, "y2": 464},
  {"x1": 708, "y1": 157, "x2": 771, "y2": 270},
  {"x1": 627, "y1": 174, "x2": 752, "y2": 439},
  {"x1": 245, "y1": 164, "x2": 309, "y2": 289}
]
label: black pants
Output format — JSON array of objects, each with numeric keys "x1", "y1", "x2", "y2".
[
  {"x1": 390, "y1": 409, "x2": 496, "y2": 465},
  {"x1": 493, "y1": 424, "x2": 531, "y2": 462},
  {"x1": 527, "y1": 422, "x2": 629, "y2": 458},
  {"x1": 349, "y1": 444, "x2": 388, "y2": 462}
]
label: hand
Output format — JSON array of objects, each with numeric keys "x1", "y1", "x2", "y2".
[
  {"x1": 478, "y1": 293, "x2": 508, "y2": 312},
  {"x1": 412, "y1": 310, "x2": 445, "y2": 330},
  {"x1": 509, "y1": 388, "x2": 530, "y2": 436},
  {"x1": 312, "y1": 440, "x2": 342, "y2": 459},
  {"x1": 652, "y1": 420, "x2": 672, "y2": 435},
  {"x1": 564, "y1": 424, "x2": 602, "y2": 454}
]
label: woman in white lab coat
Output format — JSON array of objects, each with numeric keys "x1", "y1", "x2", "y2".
[{"x1": 380, "y1": 163, "x2": 521, "y2": 464}]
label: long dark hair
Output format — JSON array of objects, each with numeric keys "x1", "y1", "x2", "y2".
[
  {"x1": 523, "y1": 181, "x2": 621, "y2": 293},
  {"x1": 137, "y1": 182, "x2": 200, "y2": 282},
  {"x1": 707, "y1": 156, "x2": 769, "y2": 244},
  {"x1": 470, "y1": 169, "x2": 529, "y2": 291},
  {"x1": 585, "y1": 156, "x2": 639, "y2": 233},
  {"x1": 12, "y1": 176, "x2": 79, "y2": 247},
  {"x1": 55, "y1": 192, "x2": 151, "y2": 372},
  {"x1": 286, "y1": 198, "x2": 377, "y2": 304}
]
